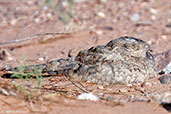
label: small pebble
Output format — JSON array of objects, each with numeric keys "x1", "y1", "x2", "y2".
[
  {"x1": 147, "y1": 40, "x2": 153, "y2": 45},
  {"x1": 149, "y1": 8, "x2": 158, "y2": 14},
  {"x1": 38, "y1": 57, "x2": 44, "y2": 61},
  {"x1": 96, "y1": 30, "x2": 103, "y2": 35},
  {"x1": 77, "y1": 93, "x2": 99, "y2": 101},
  {"x1": 142, "y1": 81, "x2": 152, "y2": 88},
  {"x1": 161, "y1": 35, "x2": 167, "y2": 40},
  {"x1": 98, "y1": 85, "x2": 104, "y2": 90},
  {"x1": 97, "y1": 12, "x2": 106, "y2": 18},
  {"x1": 0, "y1": 88, "x2": 9, "y2": 96},
  {"x1": 43, "y1": 6, "x2": 48, "y2": 11},
  {"x1": 119, "y1": 88, "x2": 127, "y2": 93},
  {"x1": 10, "y1": 19, "x2": 17, "y2": 25},
  {"x1": 34, "y1": 18, "x2": 40, "y2": 23},
  {"x1": 126, "y1": 84, "x2": 132, "y2": 87},
  {"x1": 151, "y1": 15, "x2": 156, "y2": 21},
  {"x1": 52, "y1": 83, "x2": 58, "y2": 87},
  {"x1": 158, "y1": 75, "x2": 171, "y2": 84},
  {"x1": 130, "y1": 13, "x2": 141, "y2": 22},
  {"x1": 139, "y1": 87, "x2": 145, "y2": 92},
  {"x1": 99, "y1": 93, "x2": 104, "y2": 97},
  {"x1": 47, "y1": 13, "x2": 52, "y2": 18}
]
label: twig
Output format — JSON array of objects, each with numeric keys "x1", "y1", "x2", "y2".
[
  {"x1": 0, "y1": 32, "x2": 71, "y2": 45},
  {"x1": 64, "y1": 75, "x2": 89, "y2": 93},
  {"x1": 64, "y1": 74, "x2": 122, "y2": 101}
]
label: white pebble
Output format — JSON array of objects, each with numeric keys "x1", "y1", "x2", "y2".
[
  {"x1": 97, "y1": 12, "x2": 106, "y2": 18},
  {"x1": 130, "y1": 13, "x2": 141, "y2": 22},
  {"x1": 77, "y1": 93, "x2": 99, "y2": 101},
  {"x1": 147, "y1": 40, "x2": 152, "y2": 45},
  {"x1": 43, "y1": 6, "x2": 48, "y2": 11},
  {"x1": 126, "y1": 84, "x2": 132, "y2": 87},
  {"x1": 47, "y1": 13, "x2": 52, "y2": 18},
  {"x1": 143, "y1": 81, "x2": 152, "y2": 88},
  {"x1": 151, "y1": 15, "x2": 156, "y2": 21},
  {"x1": 0, "y1": 88, "x2": 9, "y2": 96},
  {"x1": 10, "y1": 19, "x2": 17, "y2": 25},
  {"x1": 161, "y1": 35, "x2": 167, "y2": 40},
  {"x1": 98, "y1": 85, "x2": 104, "y2": 89},
  {"x1": 150, "y1": 8, "x2": 158, "y2": 14},
  {"x1": 38, "y1": 57, "x2": 44, "y2": 61},
  {"x1": 34, "y1": 18, "x2": 40, "y2": 23},
  {"x1": 96, "y1": 30, "x2": 103, "y2": 35},
  {"x1": 99, "y1": 93, "x2": 104, "y2": 97}
]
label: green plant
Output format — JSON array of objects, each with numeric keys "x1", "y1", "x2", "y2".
[{"x1": 11, "y1": 65, "x2": 43, "y2": 100}]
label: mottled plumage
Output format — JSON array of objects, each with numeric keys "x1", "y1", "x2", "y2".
[{"x1": 8, "y1": 36, "x2": 157, "y2": 85}]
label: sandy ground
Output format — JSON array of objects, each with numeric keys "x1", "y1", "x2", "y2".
[{"x1": 0, "y1": 0, "x2": 170, "y2": 114}]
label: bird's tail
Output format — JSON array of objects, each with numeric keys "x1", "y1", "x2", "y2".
[{"x1": 1, "y1": 57, "x2": 80, "y2": 77}]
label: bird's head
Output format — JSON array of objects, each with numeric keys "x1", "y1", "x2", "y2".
[{"x1": 105, "y1": 36, "x2": 153, "y2": 59}]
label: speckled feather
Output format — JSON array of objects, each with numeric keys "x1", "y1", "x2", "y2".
[{"x1": 9, "y1": 36, "x2": 157, "y2": 85}]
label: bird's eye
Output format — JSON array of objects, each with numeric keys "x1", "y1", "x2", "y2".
[
  {"x1": 123, "y1": 43, "x2": 138, "y2": 50},
  {"x1": 132, "y1": 44, "x2": 139, "y2": 50}
]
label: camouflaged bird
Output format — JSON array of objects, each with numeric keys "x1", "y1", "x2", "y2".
[{"x1": 6, "y1": 36, "x2": 157, "y2": 85}]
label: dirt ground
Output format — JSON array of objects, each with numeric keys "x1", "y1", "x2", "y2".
[{"x1": 0, "y1": 0, "x2": 170, "y2": 114}]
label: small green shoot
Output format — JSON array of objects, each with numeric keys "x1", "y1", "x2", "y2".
[{"x1": 11, "y1": 65, "x2": 43, "y2": 101}]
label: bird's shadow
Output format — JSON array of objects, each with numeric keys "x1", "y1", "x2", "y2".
[{"x1": 1, "y1": 73, "x2": 53, "y2": 79}]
